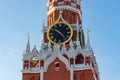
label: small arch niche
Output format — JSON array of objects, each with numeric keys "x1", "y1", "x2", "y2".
[
  {"x1": 54, "y1": 62, "x2": 60, "y2": 71},
  {"x1": 75, "y1": 54, "x2": 84, "y2": 64}
]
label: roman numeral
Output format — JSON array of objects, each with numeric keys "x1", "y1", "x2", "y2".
[
  {"x1": 66, "y1": 27, "x2": 69, "y2": 30},
  {"x1": 50, "y1": 36, "x2": 53, "y2": 39},
  {"x1": 67, "y1": 31, "x2": 71, "y2": 34},
  {"x1": 49, "y1": 33, "x2": 53, "y2": 35},
  {"x1": 59, "y1": 24, "x2": 62, "y2": 27},
  {"x1": 66, "y1": 35, "x2": 69, "y2": 38},
  {"x1": 54, "y1": 39, "x2": 57, "y2": 42},
  {"x1": 54, "y1": 25, "x2": 57, "y2": 28},
  {"x1": 58, "y1": 40, "x2": 61, "y2": 43}
]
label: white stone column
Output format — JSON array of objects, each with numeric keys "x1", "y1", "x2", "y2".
[
  {"x1": 28, "y1": 59, "x2": 30, "y2": 70},
  {"x1": 84, "y1": 56, "x2": 85, "y2": 65},
  {"x1": 70, "y1": 69, "x2": 73, "y2": 80},
  {"x1": 39, "y1": 60, "x2": 41, "y2": 69},
  {"x1": 40, "y1": 71, "x2": 44, "y2": 80},
  {"x1": 74, "y1": 57, "x2": 75, "y2": 67}
]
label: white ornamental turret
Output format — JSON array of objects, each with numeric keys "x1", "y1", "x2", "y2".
[
  {"x1": 85, "y1": 30, "x2": 91, "y2": 49},
  {"x1": 25, "y1": 34, "x2": 31, "y2": 54}
]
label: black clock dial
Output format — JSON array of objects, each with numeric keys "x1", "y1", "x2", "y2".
[{"x1": 47, "y1": 22, "x2": 73, "y2": 44}]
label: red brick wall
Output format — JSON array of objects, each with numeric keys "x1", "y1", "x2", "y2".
[
  {"x1": 23, "y1": 73, "x2": 40, "y2": 80},
  {"x1": 47, "y1": 10, "x2": 81, "y2": 26},
  {"x1": 44, "y1": 58, "x2": 70, "y2": 80},
  {"x1": 74, "y1": 70, "x2": 94, "y2": 80}
]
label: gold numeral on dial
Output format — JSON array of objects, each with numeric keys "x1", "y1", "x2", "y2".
[
  {"x1": 67, "y1": 31, "x2": 71, "y2": 34},
  {"x1": 54, "y1": 39, "x2": 57, "y2": 42},
  {"x1": 58, "y1": 40, "x2": 61, "y2": 43},
  {"x1": 50, "y1": 36, "x2": 53, "y2": 39},
  {"x1": 66, "y1": 27, "x2": 69, "y2": 30},
  {"x1": 59, "y1": 24, "x2": 62, "y2": 27}
]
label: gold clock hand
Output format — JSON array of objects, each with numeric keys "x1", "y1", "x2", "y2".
[{"x1": 53, "y1": 29, "x2": 67, "y2": 39}]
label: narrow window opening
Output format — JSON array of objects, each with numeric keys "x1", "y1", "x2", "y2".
[
  {"x1": 55, "y1": 62, "x2": 60, "y2": 71},
  {"x1": 74, "y1": 74, "x2": 77, "y2": 80}
]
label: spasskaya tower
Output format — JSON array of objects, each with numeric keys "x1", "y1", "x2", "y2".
[{"x1": 21, "y1": 0, "x2": 100, "y2": 80}]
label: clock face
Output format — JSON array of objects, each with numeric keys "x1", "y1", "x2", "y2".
[
  {"x1": 32, "y1": 57, "x2": 39, "y2": 63},
  {"x1": 47, "y1": 22, "x2": 73, "y2": 44}
]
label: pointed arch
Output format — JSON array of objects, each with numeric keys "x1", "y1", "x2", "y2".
[
  {"x1": 75, "y1": 54, "x2": 84, "y2": 64},
  {"x1": 55, "y1": 62, "x2": 60, "y2": 67},
  {"x1": 44, "y1": 54, "x2": 69, "y2": 69}
]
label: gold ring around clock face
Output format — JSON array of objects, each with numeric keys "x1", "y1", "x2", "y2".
[{"x1": 47, "y1": 22, "x2": 73, "y2": 44}]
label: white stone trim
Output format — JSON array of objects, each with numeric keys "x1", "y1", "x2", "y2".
[
  {"x1": 91, "y1": 68, "x2": 97, "y2": 80},
  {"x1": 47, "y1": 6, "x2": 82, "y2": 19},
  {"x1": 44, "y1": 53, "x2": 69, "y2": 70},
  {"x1": 55, "y1": 10, "x2": 67, "y2": 22},
  {"x1": 70, "y1": 69, "x2": 73, "y2": 80},
  {"x1": 40, "y1": 71, "x2": 44, "y2": 80},
  {"x1": 71, "y1": 66, "x2": 93, "y2": 71}
]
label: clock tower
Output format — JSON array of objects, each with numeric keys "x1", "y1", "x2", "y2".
[{"x1": 21, "y1": 0, "x2": 100, "y2": 80}]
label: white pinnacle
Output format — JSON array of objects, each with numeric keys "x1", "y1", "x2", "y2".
[{"x1": 26, "y1": 33, "x2": 31, "y2": 54}]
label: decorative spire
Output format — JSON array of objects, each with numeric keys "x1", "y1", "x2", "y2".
[
  {"x1": 32, "y1": 45, "x2": 38, "y2": 54},
  {"x1": 42, "y1": 18, "x2": 45, "y2": 28},
  {"x1": 79, "y1": 27, "x2": 86, "y2": 48},
  {"x1": 40, "y1": 43, "x2": 44, "y2": 54},
  {"x1": 47, "y1": 0, "x2": 49, "y2": 7},
  {"x1": 26, "y1": 33, "x2": 31, "y2": 54},
  {"x1": 76, "y1": 16, "x2": 82, "y2": 50},
  {"x1": 85, "y1": 29, "x2": 91, "y2": 49},
  {"x1": 42, "y1": 19, "x2": 45, "y2": 43}
]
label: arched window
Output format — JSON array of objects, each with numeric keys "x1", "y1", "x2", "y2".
[
  {"x1": 55, "y1": 62, "x2": 60, "y2": 67},
  {"x1": 55, "y1": 62, "x2": 60, "y2": 71},
  {"x1": 75, "y1": 54, "x2": 84, "y2": 64}
]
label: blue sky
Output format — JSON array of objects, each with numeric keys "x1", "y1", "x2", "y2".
[{"x1": 0, "y1": 0, "x2": 120, "y2": 80}]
